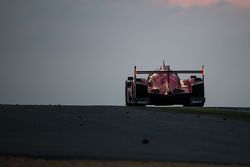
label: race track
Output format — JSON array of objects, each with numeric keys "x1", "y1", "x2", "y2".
[{"x1": 0, "y1": 105, "x2": 250, "y2": 165}]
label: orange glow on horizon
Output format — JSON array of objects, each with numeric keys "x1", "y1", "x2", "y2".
[
  {"x1": 166, "y1": 0, "x2": 219, "y2": 8},
  {"x1": 161, "y1": 0, "x2": 250, "y2": 9},
  {"x1": 226, "y1": 0, "x2": 250, "y2": 9}
]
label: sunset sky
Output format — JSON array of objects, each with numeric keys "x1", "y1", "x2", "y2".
[{"x1": 1, "y1": 0, "x2": 250, "y2": 106}]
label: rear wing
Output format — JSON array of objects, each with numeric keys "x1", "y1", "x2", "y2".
[
  {"x1": 129, "y1": 65, "x2": 205, "y2": 104},
  {"x1": 134, "y1": 65, "x2": 205, "y2": 81}
]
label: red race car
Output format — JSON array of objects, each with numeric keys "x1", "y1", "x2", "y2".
[{"x1": 125, "y1": 62, "x2": 205, "y2": 107}]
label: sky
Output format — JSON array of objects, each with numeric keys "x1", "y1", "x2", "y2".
[{"x1": 0, "y1": 0, "x2": 250, "y2": 107}]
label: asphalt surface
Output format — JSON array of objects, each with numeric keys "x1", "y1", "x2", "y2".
[
  {"x1": 0, "y1": 105, "x2": 250, "y2": 164},
  {"x1": 217, "y1": 107, "x2": 250, "y2": 113}
]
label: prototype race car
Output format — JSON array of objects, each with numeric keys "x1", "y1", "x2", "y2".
[{"x1": 125, "y1": 62, "x2": 205, "y2": 107}]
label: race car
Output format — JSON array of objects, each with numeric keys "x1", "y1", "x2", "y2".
[{"x1": 125, "y1": 62, "x2": 205, "y2": 107}]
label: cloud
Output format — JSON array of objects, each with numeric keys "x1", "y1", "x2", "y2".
[
  {"x1": 165, "y1": 0, "x2": 220, "y2": 8},
  {"x1": 162, "y1": 0, "x2": 250, "y2": 9},
  {"x1": 225, "y1": 0, "x2": 250, "y2": 9}
]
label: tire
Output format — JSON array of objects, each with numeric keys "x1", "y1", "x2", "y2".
[
  {"x1": 125, "y1": 81, "x2": 132, "y2": 106},
  {"x1": 125, "y1": 81, "x2": 148, "y2": 107}
]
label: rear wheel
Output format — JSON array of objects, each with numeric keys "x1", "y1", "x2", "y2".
[{"x1": 125, "y1": 81, "x2": 132, "y2": 106}]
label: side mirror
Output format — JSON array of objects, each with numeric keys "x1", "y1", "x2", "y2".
[{"x1": 128, "y1": 77, "x2": 133, "y2": 81}]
